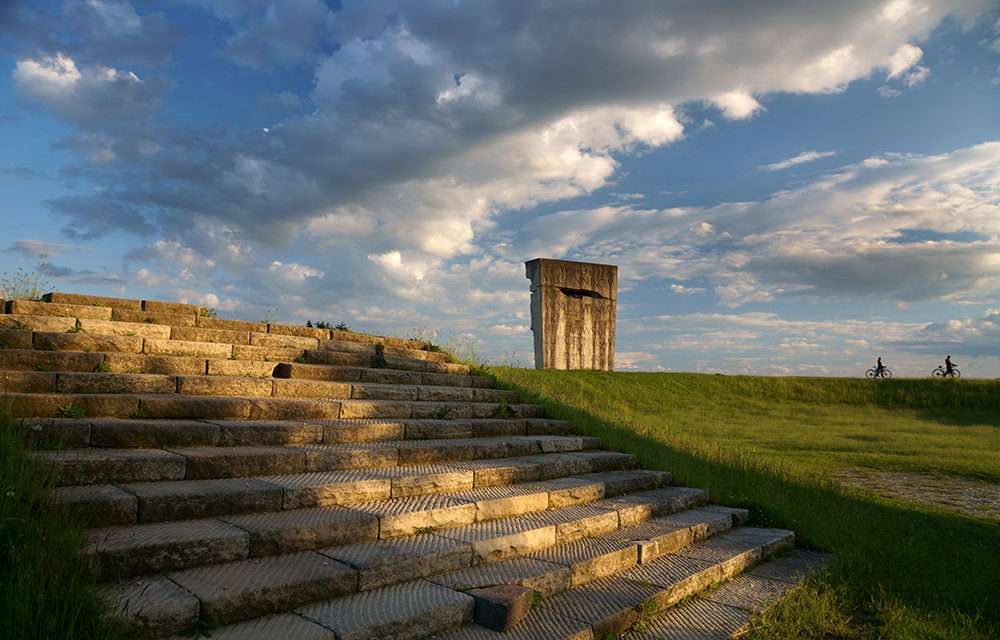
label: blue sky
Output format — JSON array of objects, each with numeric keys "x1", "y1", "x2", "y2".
[{"x1": 2, "y1": 0, "x2": 999, "y2": 377}]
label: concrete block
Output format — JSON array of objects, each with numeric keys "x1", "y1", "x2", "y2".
[
  {"x1": 0, "y1": 370, "x2": 57, "y2": 392},
  {"x1": 195, "y1": 316, "x2": 267, "y2": 332},
  {"x1": 251, "y1": 332, "x2": 319, "y2": 349},
  {"x1": 2, "y1": 313, "x2": 76, "y2": 332},
  {"x1": 263, "y1": 470, "x2": 391, "y2": 510},
  {"x1": 272, "y1": 378, "x2": 353, "y2": 399},
  {"x1": 139, "y1": 395, "x2": 251, "y2": 420},
  {"x1": 215, "y1": 420, "x2": 324, "y2": 446},
  {"x1": 33, "y1": 331, "x2": 143, "y2": 353},
  {"x1": 322, "y1": 420, "x2": 405, "y2": 444},
  {"x1": 321, "y1": 535, "x2": 472, "y2": 591},
  {"x1": 32, "y1": 447, "x2": 185, "y2": 485},
  {"x1": 113, "y1": 309, "x2": 196, "y2": 327},
  {"x1": 0, "y1": 328, "x2": 33, "y2": 349},
  {"x1": 222, "y1": 507, "x2": 379, "y2": 557},
  {"x1": 267, "y1": 323, "x2": 329, "y2": 339},
  {"x1": 339, "y1": 400, "x2": 410, "y2": 420},
  {"x1": 350, "y1": 493, "x2": 476, "y2": 539},
  {"x1": 249, "y1": 398, "x2": 342, "y2": 421},
  {"x1": 169, "y1": 551, "x2": 357, "y2": 624},
  {"x1": 10, "y1": 299, "x2": 113, "y2": 320},
  {"x1": 172, "y1": 445, "x2": 306, "y2": 479},
  {"x1": 126, "y1": 477, "x2": 283, "y2": 523},
  {"x1": 57, "y1": 371, "x2": 176, "y2": 395},
  {"x1": 233, "y1": 345, "x2": 308, "y2": 361},
  {"x1": 143, "y1": 337, "x2": 232, "y2": 359},
  {"x1": 207, "y1": 359, "x2": 279, "y2": 377},
  {"x1": 91, "y1": 418, "x2": 220, "y2": 448},
  {"x1": 142, "y1": 299, "x2": 204, "y2": 316},
  {"x1": 468, "y1": 584, "x2": 533, "y2": 632},
  {"x1": 77, "y1": 318, "x2": 170, "y2": 339},
  {"x1": 296, "y1": 580, "x2": 474, "y2": 640}
]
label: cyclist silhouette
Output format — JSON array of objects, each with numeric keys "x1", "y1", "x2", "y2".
[
  {"x1": 874, "y1": 357, "x2": 886, "y2": 377},
  {"x1": 945, "y1": 355, "x2": 956, "y2": 376},
  {"x1": 866, "y1": 357, "x2": 891, "y2": 379}
]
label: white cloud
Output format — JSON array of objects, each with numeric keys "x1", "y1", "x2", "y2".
[
  {"x1": 886, "y1": 43, "x2": 924, "y2": 78},
  {"x1": 760, "y1": 150, "x2": 837, "y2": 171},
  {"x1": 712, "y1": 90, "x2": 763, "y2": 120}
]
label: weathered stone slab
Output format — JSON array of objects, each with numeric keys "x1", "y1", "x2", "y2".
[
  {"x1": 363, "y1": 368, "x2": 422, "y2": 385},
  {"x1": 389, "y1": 468, "x2": 474, "y2": 498},
  {"x1": 522, "y1": 503, "x2": 622, "y2": 545},
  {"x1": 429, "y1": 556, "x2": 570, "y2": 598},
  {"x1": 91, "y1": 418, "x2": 220, "y2": 448},
  {"x1": 100, "y1": 575, "x2": 199, "y2": 638},
  {"x1": 417, "y1": 385, "x2": 475, "y2": 402},
  {"x1": 352, "y1": 382, "x2": 420, "y2": 401},
  {"x1": 103, "y1": 353, "x2": 207, "y2": 375},
  {"x1": 272, "y1": 378, "x2": 353, "y2": 399},
  {"x1": 166, "y1": 613, "x2": 336, "y2": 640},
  {"x1": 222, "y1": 507, "x2": 379, "y2": 557},
  {"x1": 213, "y1": 420, "x2": 323, "y2": 446},
  {"x1": 468, "y1": 584, "x2": 533, "y2": 632},
  {"x1": 144, "y1": 337, "x2": 232, "y2": 359},
  {"x1": 262, "y1": 470, "x2": 391, "y2": 510},
  {"x1": 23, "y1": 417, "x2": 92, "y2": 448},
  {"x1": 635, "y1": 592, "x2": 750, "y2": 639},
  {"x1": 169, "y1": 551, "x2": 357, "y2": 624},
  {"x1": 112, "y1": 309, "x2": 197, "y2": 326},
  {"x1": 5, "y1": 392, "x2": 137, "y2": 419},
  {"x1": 58, "y1": 371, "x2": 176, "y2": 394},
  {"x1": 10, "y1": 299, "x2": 113, "y2": 320},
  {"x1": 295, "y1": 444, "x2": 398, "y2": 472},
  {"x1": 251, "y1": 332, "x2": 319, "y2": 349},
  {"x1": 0, "y1": 348, "x2": 101, "y2": 372},
  {"x1": 139, "y1": 395, "x2": 251, "y2": 420},
  {"x1": 142, "y1": 299, "x2": 204, "y2": 316},
  {"x1": 176, "y1": 374, "x2": 273, "y2": 397},
  {"x1": 171, "y1": 326, "x2": 251, "y2": 345},
  {"x1": 525, "y1": 418, "x2": 578, "y2": 436},
  {"x1": 0, "y1": 327, "x2": 33, "y2": 349},
  {"x1": 77, "y1": 318, "x2": 170, "y2": 339},
  {"x1": 233, "y1": 345, "x2": 308, "y2": 361},
  {"x1": 274, "y1": 361, "x2": 363, "y2": 382},
  {"x1": 31, "y1": 331, "x2": 141, "y2": 353},
  {"x1": 126, "y1": 477, "x2": 283, "y2": 523},
  {"x1": 249, "y1": 398, "x2": 342, "y2": 421},
  {"x1": 0, "y1": 370, "x2": 57, "y2": 392},
  {"x1": 296, "y1": 580, "x2": 474, "y2": 640},
  {"x1": 749, "y1": 549, "x2": 833, "y2": 584},
  {"x1": 54, "y1": 484, "x2": 137, "y2": 527},
  {"x1": 398, "y1": 438, "x2": 513, "y2": 466},
  {"x1": 171, "y1": 445, "x2": 306, "y2": 479},
  {"x1": 320, "y1": 534, "x2": 472, "y2": 591},
  {"x1": 460, "y1": 457, "x2": 542, "y2": 487},
  {"x1": 195, "y1": 316, "x2": 267, "y2": 333},
  {"x1": 529, "y1": 537, "x2": 638, "y2": 588},
  {"x1": 349, "y1": 493, "x2": 477, "y2": 539},
  {"x1": 339, "y1": 400, "x2": 410, "y2": 420},
  {"x1": 267, "y1": 323, "x2": 330, "y2": 339},
  {"x1": 436, "y1": 518, "x2": 557, "y2": 565},
  {"x1": 2, "y1": 313, "x2": 76, "y2": 332},
  {"x1": 83, "y1": 518, "x2": 250, "y2": 580},
  {"x1": 303, "y1": 348, "x2": 369, "y2": 367},
  {"x1": 450, "y1": 484, "x2": 551, "y2": 521},
  {"x1": 33, "y1": 447, "x2": 185, "y2": 485},
  {"x1": 207, "y1": 359, "x2": 279, "y2": 377},
  {"x1": 403, "y1": 419, "x2": 475, "y2": 440},
  {"x1": 321, "y1": 420, "x2": 405, "y2": 444},
  {"x1": 45, "y1": 292, "x2": 143, "y2": 310}
]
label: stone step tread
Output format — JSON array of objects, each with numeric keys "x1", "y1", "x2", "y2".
[
  {"x1": 434, "y1": 526, "x2": 796, "y2": 640},
  {"x1": 62, "y1": 453, "x2": 648, "y2": 528},
  {"x1": 24, "y1": 416, "x2": 577, "y2": 450},
  {"x1": 4, "y1": 391, "x2": 541, "y2": 422},
  {"x1": 81, "y1": 477, "x2": 690, "y2": 582},
  {"x1": 5, "y1": 299, "x2": 115, "y2": 319},
  {"x1": 102, "y1": 500, "x2": 731, "y2": 637},
  {"x1": 2, "y1": 369, "x2": 514, "y2": 403},
  {"x1": 39, "y1": 434, "x2": 602, "y2": 485},
  {"x1": 0, "y1": 348, "x2": 481, "y2": 386}
]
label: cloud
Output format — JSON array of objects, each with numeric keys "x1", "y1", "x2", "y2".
[
  {"x1": 759, "y1": 150, "x2": 837, "y2": 171},
  {"x1": 5, "y1": 238, "x2": 90, "y2": 258}
]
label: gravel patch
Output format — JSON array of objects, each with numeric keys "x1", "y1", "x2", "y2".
[{"x1": 831, "y1": 467, "x2": 1000, "y2": 521}]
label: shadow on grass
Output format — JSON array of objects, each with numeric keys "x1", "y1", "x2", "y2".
[{"x1": 503, "y1": 379, "x2": 1000, "y2": 631}]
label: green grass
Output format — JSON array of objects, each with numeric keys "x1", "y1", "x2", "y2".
[
  {"x1": 0, "y1": 401, "x2": 127, "y2": 639},
  {"x1": 491, "y1": 369, "x2": 1000, "y2": 639}
]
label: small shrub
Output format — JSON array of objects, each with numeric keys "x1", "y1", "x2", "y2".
[
  {"x1": 57, "y1": 403, "x2": 85, "y2": 420},
  {"x1": 371, "y1": 342, "x2": 387, "y2": 369},
  {"x1": 632, "y1": 598, "x2": 657, "y2": 632},
  {"x1": 199, "y1": 308, "x2": 217, "y2": 318},
  {"x1": 0, "y1": 255, "x2": 51, "y2": 301},
  {"x1": 437, "y1": 405, "x2": 452, "y2": 419},
  {"x1": 93, "y1": 362, "x2": 110, "y2": 373},
  {"x1": 144, "y1": 317, "x2": 157, "y2": 324},
  {"x1": 334, "y1": 322, "x2": 350, "y2": 332},
  {"x1": 66, "y1": 325, "x2": 80, "y2": 334}
]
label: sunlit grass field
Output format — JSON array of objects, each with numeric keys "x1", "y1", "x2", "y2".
[{"x1": 492, "y1": 369, "x2": 1000, "y2": 639}]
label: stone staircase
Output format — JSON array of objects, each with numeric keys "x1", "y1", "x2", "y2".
[{"x1": 1, "y1": 293, "x2": 825, "y2": 640}]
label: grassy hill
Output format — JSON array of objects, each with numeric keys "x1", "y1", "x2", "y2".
[{"x1": 491, "y1": 370, "x2": 1000, "y2": 639}]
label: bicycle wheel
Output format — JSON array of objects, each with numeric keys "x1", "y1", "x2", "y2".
[
  {"x1": 883, "y1": 369, "x2": 892, "y2": 379},
  {"x1": 952, "y1": 368, "x2": 961, "y2": 379},
  {"x1": 865, "y1": 368, "x2": 876, "y2": 379},
  {"x1": 933, "y1": 367, "x2": 945, "y2": 377}
]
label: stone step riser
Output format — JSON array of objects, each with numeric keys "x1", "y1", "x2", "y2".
[
  {"x1": 85, "y1": 482, "x2": 696, "y2": 586},
  {"x1": 25, "y1": 417, "x2": 577, "y2": 450},
  {"x1": 109, "y1": 504, "x2": 737, "y2": 638},
  {"x1": 58, "y1": 452, "x2": 642, "y2": 529},
  {"x1": 1, "y1": 370, "x2": 515, "y2": 404},
  {"x1": 4, "y1": 392, "x2": 544, "y2": 423},
  {"x1": 39, "y1": 435, "x2": 605, "y2": 487}
]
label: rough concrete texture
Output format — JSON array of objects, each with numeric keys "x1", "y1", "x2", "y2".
[
  {"x1": 78, "y1": 318, "x2": 171, "y2": 339},
  {"x1": 99, "y1": 575, "x2": 199, "y2": 638},
  {"x1": 55, "y1": 483, "x2": 138, "y2": 527},
  {"x1": 525, "y1": 258, "x2": 617, "y2": 370},
  {"x1": 126, "y1": 476, "x2": 284, "y2": 523},
  {"x1": 222, "y1": 507, "x2": 379, "y2": 557}
]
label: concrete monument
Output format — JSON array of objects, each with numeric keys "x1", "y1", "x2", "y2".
[{"x1": 525, "y1": 258, "x2": 617, "y2": 370}]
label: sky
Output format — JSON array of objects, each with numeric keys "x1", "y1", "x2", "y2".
[{"x1": 1, "y1": 0, "x2": 1000, "y2": 378}]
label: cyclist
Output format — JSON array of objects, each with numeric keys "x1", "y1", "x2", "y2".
[
  {"x1": 874, "y1": 357, "x2": 887, "y2": 378},
  {"x1": 945, "y1": 355, "x2": 957, "y2": 377}
]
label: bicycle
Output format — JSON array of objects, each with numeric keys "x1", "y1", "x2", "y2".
[
  {"x1": 866, "y1": 367, "x2": 892, "y2": 379},
  {"x1": 932, "y1": 366, "x2": 961, "y2": 378}
]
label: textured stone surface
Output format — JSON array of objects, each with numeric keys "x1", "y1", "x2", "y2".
[
  {"x1": 249, "y1": 397, "x2": 342, "y2": 421},
  {"x1": 321, "y1": 420, "x2": 405, "y2": 444},
  {"x1": 214, "y1": 420, "x2": 324, "y2": 446},
  {"x1": 34, "y1": 331, "x2": 144, "y2": 353},
  {"x1": 171, "y1": 326, "x2": 251, "y2": 345},
  {"x1": 436, "y1": 518, "x2": 557, "y2": 565},
  {"x1": 176, "y1": 374, "x2": 273, "y2": 397},
  {"x1": 321, "y1": 534, "x2": 472, "y2": 591},
  {"x1": 58, "y1": 371, "x2": 176, "y2": 395},
  {"x1": 33, "y1": 447, "x2": 186, "y2": 485},
  {"x1": 541, "y1": 574, "x2": 661, "y2": 638},
  {"x1": 113, "y1": 309, "x2": 196, "y2": 326},
  {"x1": 169, "y1": 551, "x2": 357, "y2": 624},
  {"x1": 262, "y1": 470, "x2": 392, "y2": 510},
  {"x1": 222, "y1": 507, "x2": 379, "y2": 557},
  {"x1": 251, "y1": 332, "x2": 320, "y2": 349},
  {"x1": 142, "y1": 299, "x2": 204, "y2": 315},
  {"x1": 525, "y1": 258, "x2": 617, "y2": 371},
  {"x1": 207, "y1": 359, "x2": 279, "y2": 377},
  {"x1": 195, "y1": 316, "x2": 268, "y2": 333},
  {"x1": 45, "y1": 292, "x2": 143, "y2": 310},
  {"x1": 6, "y1": 391, "x2": 139, "y2": 419},
  {"x1": 172, "y1": 445, "x2": 305, "y2": 479},
  {"x1": 77, "y1": 318, "x2": 171, "y2": 339},
  {"x1": 103, "y1": 353, "x2": 206, "y2": 375},
  {"x1": 166, "y1": 612, "x2": 336, "y2": 640},
  {"x1": 272, "y1": 378, "x2": 353, "y2": 399},
  {"x1": 0, "y1": 348, "x2": 102, "y2": 371},
  {"x1": 297, "y1": 580, "x2": 474, "y2": 640},
  {"x1": 54, "y1": 484, "x2": 137, "y2": 527},
  {"x1": 468, "y1": 584, "x2": 533, "y2": 632},
  {"x1": 90, "y1": 418, "x2": 220, "y2": 448},
  {"x1": 23, "y1": 417, "x2": 91, "y2": 448},
  {"x1": 0, "y1": 369, "x2": 57, "y2": 392},
  {"x1": 126, "y1": 477, "x2": 283, "y2": 522},
  {"x1": 100, "y1": 575, "x2": 199, "y2": 638},
  {"x1": 139, "y1": 395, "x2": 251, "y2": 420},
  {"x1": 351, "y1": 493, "x2": 477, "y2": 538},
  {"x1": 144, "y1": 337, "x2": 233, "y2": 359},
  {"x1": 10, "y1": 299, "x2": 113, "y2": 320},
  {"x1": 0, "y1": 328, "x2": 38, "y2": 349},
  {"x1": 430, "y1": 556, "x2": 570, "y2": 598}
]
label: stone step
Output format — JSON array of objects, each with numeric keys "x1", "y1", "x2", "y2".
[
  {"x1": 433, "y1": 526, "x2": 795, "y2": 640},
  {"x1": 1, "y1": 369, "x2": 514, "y2": 404},
  {"x1": 58, "y1": 452, "x2": 643, "y2": 528},
  {"x1": 4, "y1": 391, "x2": 540, "y2": 422},
  {"x1": 273, "y1": 361, "x2": 492, "y2": 389},
  {"x1": 24, "y1": 417, "x2": 577, "y2": 450},
  {"x1": 5, "y1": 298, "x2": 114, "y2": 320},
  {"x1": 82, "y1": 472, "x2": 684, "y2": 580},
  {"x1": 101, "y1": 499, "x2": 730, "y2": 638},
  {"x1": 38, "y1": 434, "x2": 603, "y2": 486},
  {"x1": 43, "y1": 292, "x2": 144, "y2": 310}
]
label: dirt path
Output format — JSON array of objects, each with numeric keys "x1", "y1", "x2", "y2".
[{"x1": 831, "y1": 467, "x2": 1000, "y2": 521}]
